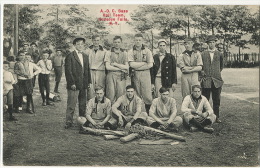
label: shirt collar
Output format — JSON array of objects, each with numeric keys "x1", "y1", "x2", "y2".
[
  {"x1": 133, "y1": 44, "x2": 145, "y2": 51},
  {"x1": 208, "y1": 48, "x2": 216, "y2": 53},
  {"x1": 111, "y1": 47, "x2": 124, "y2": 53},
  {"x1": 183, "y1": 50, "x2": 193, "y2": 56},
  {"x1": 191, "y1": 94, "x2": 202, "y2": 102},
  {"x1": 89, "y1": 45, "x2": 104, "y2": 51},
  {"x1": 95, "y1": 96, "x2": 105, "y2": 103}
]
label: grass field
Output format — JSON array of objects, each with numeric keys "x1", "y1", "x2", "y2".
[{"x1": 2, "y1": 68, "x2": 259, "y2": 166}]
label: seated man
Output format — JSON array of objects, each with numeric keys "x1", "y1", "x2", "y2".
[
  {"x1": 108, "y1": 85, "x2": 148, "y2": 130},
  {"x1": 181, "y1": 85, "x2": 216, "y2": 133},
  {"x1": 147, "y1": 87, "x2": 183, "y2": 132},
  {"x1": 77, "y1": 86, "x2": 111, "y2": 129}
]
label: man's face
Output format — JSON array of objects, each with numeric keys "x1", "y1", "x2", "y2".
[
  {"x1": 192, "y1": 87, "x2": 201, "y2": 98},
  {"x1": 208, "y1": 41, "x2": 216, "y2": 50},
  {"x1": 4, "y1": 41, "x2": 10, "y2": 48},
  {"x1": 23, "y1": 45, "x2": 29, "y2": 51},
  {"x1": 3, "y1": 64, "x2": 9, "y2": 71},
  {"x1": 42, "y1": 53, "x2": 49, "y2": 60},
  {"x1": 134, "y1": 37, "x2": 143, "y2": 47},
  {"x1": 31, "y1": 44, "x2": 37, "y2": 49},
  {"x1": 113, "y1": 39, "x2": 122, "y2": 49},
  {"x1": 184, "y1": 41, "x2": 193, "y2": 51},
  {"x1": 158, "y1": 42, "x2": 167, "y2": 52},
  {"x1": 26, "y1": 55, "x2": 32, "y2": 62},
  {"x1": 57, "y1": 51, "x2": 62, "y2": 56},
  {"x1": 74, "y1": 40, "x2": 85, "y2": 52},
  {"x1": 160, "y1": 91, "x2": 169, "y2": 101},
  {"x1": 18, "y1": 53, "x2": 25, "y2": 61},
  {"x1": 95, "y1": 89, "x2": 105, "y2": 101},
  {"x1": 93, "y1": 37, "x2": 101, "y2": 47},
  {"x1": 126, "y1": 88, "x2": 135, "y2": 99}
]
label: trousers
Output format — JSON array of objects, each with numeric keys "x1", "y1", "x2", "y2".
[{"x1": 181, "y1": 72, "x2": 200, "y2": 98}]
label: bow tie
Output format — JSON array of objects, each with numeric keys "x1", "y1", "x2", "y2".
[{"x1": 209, "y1": 50, "x2": 215, "y2": 53}]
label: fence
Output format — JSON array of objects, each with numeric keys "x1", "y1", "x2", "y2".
[{"x1": 225, "y1": 53, "x2": 260, "y2": 68}]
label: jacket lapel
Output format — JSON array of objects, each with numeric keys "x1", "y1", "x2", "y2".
[
  {"x1": 212, "y1": 51, "x2": 218, "y2": 64},
  {"x1": 73, "y1": 51, "x2": 83, "y2": 67}
]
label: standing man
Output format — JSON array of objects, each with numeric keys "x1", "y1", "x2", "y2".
[
  {"x1": 64, "y1": 37, "x2": 91, "y2": 129},
  {"x1": 181, "y1": 85, "x2": 216, "y2": 133},
  {"x1": 29, "y1": 42, "x2": 40, "y2": 87},
  {"x1": 86, "y1": 35, "x2": 106, "y2": 99},
  {"x1": 52, "y1": 49, "x2": 64, "y2": 93},
  {"x1": 151, "y1": 39, "x2": 177, "y2": 98},
  {"x1": 177, "y1": 38, "x2": 203, "y2": 99},
  {"x1": 128, "y1": 33, "x2": 154, "y2": 113},
  {"x1": 105, "y1": 36, "x2": 129, "y2": 104},
  {"x1": 201, "y1": 35, "x2": 224, "y2": 123},
  {"x1": 147, "y1": 87, "x2": 183, "y2": 132}
]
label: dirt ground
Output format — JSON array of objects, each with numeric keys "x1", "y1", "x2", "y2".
[{"x1": 2, "y1": 68, "x2": 259, "y2": 166}]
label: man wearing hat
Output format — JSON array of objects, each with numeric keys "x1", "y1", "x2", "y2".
[
  {"x1": 201, "y1": 35, "x2": 224, "y2": 123},
  {"x1": 52, "y1": 49, "x2": 64, "y2": 93},
  {"x1": 64, "y1": 37, "x2": 92, "y2": 129},
  {"x1": 177, "y1": 38, "x2": 203, "y2": 99},
  {"x1": 151, "y1": 39, "x2": 177, "y2": 98}
]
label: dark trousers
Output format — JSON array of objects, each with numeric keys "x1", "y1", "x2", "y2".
[
  {"x1": 32, "y1": 75, "x2": 36, "y2": 87},
  {"x1": 65, "y1": 89, "x2": 87, "y2": 124},
  {"x1": 54, "y1": 67, "x2": 62, "y2": 92},
  {"x1": 38, "y1": 73, "x2": 50, "y2": 102},
  {"x1": 202, "y1": 82, "x2": 222, "y2": 118}
]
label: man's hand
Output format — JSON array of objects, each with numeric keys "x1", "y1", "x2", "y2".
[
  {"x1": 191, "y1": 109, "x2": 198, "y2": 115},
  {"x1": 201, "y1": 112, "x2": 209, "y2": 118},
  {"x1": 171, "y1": 84, "x2": 177, "y2": 92},
  {"x1": 151, "y1": 84, "x2": 155, "y2": 92},
  {"x1": 125, "y1": 122, "x2": 132, "y2": 130},
  {"x1": 118, "y1": 116, "x2": 124, "y2": 127},
  {"x1": 71, "y1": 85, "x2": 76, "y2": 91}
]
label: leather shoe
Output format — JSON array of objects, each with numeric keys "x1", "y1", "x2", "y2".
[
  {"x1": 27, "y1": 108, "x2": 34, "y2": 114},
  {"x1": 42, "y1": 102, "x2": 46, "y2": 106},
  {"x1": 46, "y1": 101, "x2": 54, "y2": 106},
  {"x1": 65, "y1": 123, "x2": 72, "y2": 129},
  {"x1": 216, "y1": 118, "x2": 222, "y2": 123},
  {"x1": 203, "y1": 127, "x2": 214, "y2": 134}
]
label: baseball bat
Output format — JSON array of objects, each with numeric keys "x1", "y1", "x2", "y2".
[
  {"x1": 120, "y1": 133, "x2": 139, "y2": 143},
  {"x1": 82, "y1": 126, "x2": 127, "y2": 136},
  {"x1": 104, "y1": 135, "x2": 121, "y2": 140},
  {"x1": 141, "y1": 126, "x2": 186, "y2": 142}
]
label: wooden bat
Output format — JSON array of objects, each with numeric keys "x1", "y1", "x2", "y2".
[
  {"x1": 130, "y1": 125, "x2": 186, "y2": 142},
  {"x1": 82, "y1": 126, "x2": 127, "y2": 136},
  {"x1": 120, "y1": 133, "x2": 139, "y2": 143},
  {"x1": 104, "y1": 135, "x2": 120, "y2": 140}
]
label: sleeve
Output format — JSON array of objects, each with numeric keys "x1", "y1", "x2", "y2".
[
  {"x1": 127, "y1": 49, "x2": 134, "y2": 62},
  {"x1": 10, "y1": 72, "x2": 16, "y2": 85},
  {"x1": 203, "y1": 97, "x2": 214, "y2": 115},
  {"x1": 104, "y1": 51, "x2": 111, "y2": 63},
  {"x1": 196, "y1": 52, "x2": 203, "y2": 66},
  {"x1": 47, "y1": 60, "x2": 52, "y2": 71},
  {"x1": 171, "y1": 54, "x2": 177, "y2": 84},
  {"x1": 177, "y1": 54, "x2": 185, "y2": 69},
  {"x1": 124, "y1": 51, "x2": 129, "y2": 63},
  {"x1": 146, "y1": 49, "x2": 154, "y2": 63},
  {"x1": 106, "y1": 99, "x2": 112, "y2": 116},
  {"x1": 220, "y1": 52, "x2": 224, "y2": 71},
  {"x1": 149, "y1": 99, "x2": 157, "y2": 116},
  {"x1": 181, "y1": 96, "x2": 192, "y2": 113},
  {"x1": 86, "y1": 100, "x2": 93, "y2": 116},
  {"x1": 33, "y1": 63, "x2": 42, "y2": 75},
  {"x1": 170, "y1": 98, "x2": 177, "y2": 116},
  {"x1": 65, "y1": 54, "x2": 75, "y2": 87},
  {"x1": 112, "y1": 96, "x2": 122, "y2": 114}
]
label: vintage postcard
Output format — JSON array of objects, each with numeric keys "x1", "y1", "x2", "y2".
[{"x1": 1, "y1": 0, "x2": 259, "y2": 167}]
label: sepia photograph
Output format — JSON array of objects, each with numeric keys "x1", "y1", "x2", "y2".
[{"x1": 1, "y1": 1, "x2": 259, "y2": 167}]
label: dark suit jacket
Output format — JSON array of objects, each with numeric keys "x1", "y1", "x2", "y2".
[
  {"x1": 151, "y1": 53, "x2": 177, "y2": 88},
  {"x1": 201, "y1": 50, "x2": 224, "y2": 88},
  {"x1": 65, "y1": 50, "x2": 91, "y2": 90}
]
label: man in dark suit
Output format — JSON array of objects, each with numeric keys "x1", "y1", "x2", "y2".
[
  {"x1": 64, "y1": 37, "x2": 91, "y2": 129},
  {"x1": 201, "y1": 35, "x2": 224, "y2": 123}
]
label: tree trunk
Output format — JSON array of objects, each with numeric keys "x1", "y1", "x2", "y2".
[
  {"x1": 14, "y1": 4, "x2": 19, "y2": 56},
  {"x1": 187, "y1": 16, "x2": 190, "y2": 38},
  {"x1": 151, "y1": 30, "x2": 153, "y2": 56},
  {"x1": 211, "y1": 25, "x2": 214, "y2": 35},
  {"x1": 170, "y1": 36, "x2": 172, "y2": 55}
]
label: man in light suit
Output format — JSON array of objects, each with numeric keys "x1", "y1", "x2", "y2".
[
  {"x1": 200, "y1": 35, "x2": 224, "y2": 123},
  {"x1": 64, "y1": 37, "x2": 92, "y2": 129}
]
